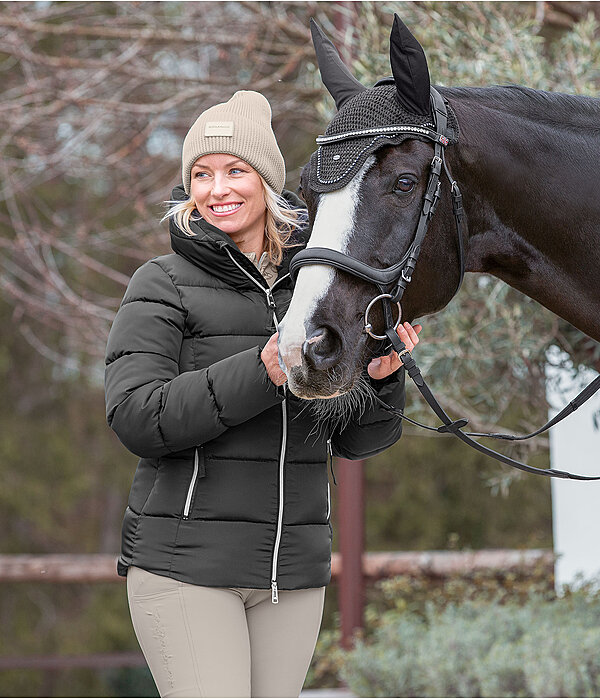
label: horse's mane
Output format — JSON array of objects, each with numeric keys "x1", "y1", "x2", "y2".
[{"x1": 440, "y1": 84, "x2": 600, "y2": 133}]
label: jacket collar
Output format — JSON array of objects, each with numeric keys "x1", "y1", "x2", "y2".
[{"x1": 169, "y1": 184, "x2": 307, "y2": 290}]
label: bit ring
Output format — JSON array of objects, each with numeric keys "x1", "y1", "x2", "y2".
[{"x1": 364, "y1": 293, "x2": 402, "y2": 340}]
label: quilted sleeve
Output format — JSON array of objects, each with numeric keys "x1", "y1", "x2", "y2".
[
  {"x1": 104, "y1": 260, "x2": 282, "y2": 458},
  {"x1": 330, "y1": 367, "x2": 405, "y2": 460}
]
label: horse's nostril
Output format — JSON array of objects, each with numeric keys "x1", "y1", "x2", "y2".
[{"x1": 302, "y1": 326, "x2": 343, "y2": 371}]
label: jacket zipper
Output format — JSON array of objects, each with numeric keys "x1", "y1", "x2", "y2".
[
  {"x1": 223, "y1": 246, "x2": 290, "y2": 311},
  {"x1": 271, "y1": 388, "x2": 287, "y2": 603},
  {"x1": 327, "y1": 438, "x2": 337, "y2": 485},
  {"x1": 223, "y1": 245, "x2": 289, "y2": 603},
  {"x1": 182, "y1": 446, "x2": 205, "y2": 519}
]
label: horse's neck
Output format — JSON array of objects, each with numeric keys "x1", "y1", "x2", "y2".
[{"x1": 447, "y1": 88, "x2": 600, "y2": 340}]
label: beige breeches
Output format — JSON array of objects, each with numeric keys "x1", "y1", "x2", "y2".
[{"x1": 126, "y1": 566, "x2": 326, "y2": 698}]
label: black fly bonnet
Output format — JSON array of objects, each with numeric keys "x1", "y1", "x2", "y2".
[{"x1": 308, "y1": 82, "x2": 459, "y2": 193}]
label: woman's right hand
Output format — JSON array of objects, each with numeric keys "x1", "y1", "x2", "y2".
[{"x1": 261, "y1": 332, "x2": 287, "y2": 386}]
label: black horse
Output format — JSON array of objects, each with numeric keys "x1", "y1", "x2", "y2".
[{"x1": 278, "y1": 15, "x2": 600, "y2": 400}]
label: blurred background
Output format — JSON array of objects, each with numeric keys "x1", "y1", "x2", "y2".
[{"x1": 0, "y1": 1, "x2": 599, "y2": 696}]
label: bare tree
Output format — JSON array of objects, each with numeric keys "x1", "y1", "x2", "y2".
[{"x1": 0, "y1": 0, "x2": 332, "y2": 374}]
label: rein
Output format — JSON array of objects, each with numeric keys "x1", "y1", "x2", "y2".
[
  {"x1": 290, "y1": 87, "x2": 600, "y2": 481},
  {"x1": 379, "y1": 326, "x2": 600, "y2": 481}
]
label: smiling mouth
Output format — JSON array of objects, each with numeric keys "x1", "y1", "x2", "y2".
[{"x1": 209, "y1": 203, "x2": 242, "y2": 216}]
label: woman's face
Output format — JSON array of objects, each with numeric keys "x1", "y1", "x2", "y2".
[{"x1": 190, "y1": 154, "x2": 266, "y2": 246}]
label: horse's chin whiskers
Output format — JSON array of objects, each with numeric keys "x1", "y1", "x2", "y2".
[{"x1": 306, "y1": 366, "x2": 375, "y2": 438}]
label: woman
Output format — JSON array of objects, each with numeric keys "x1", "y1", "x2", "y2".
[{"x1": 104, "y1": 90, "x2": 421, "y2": 698}]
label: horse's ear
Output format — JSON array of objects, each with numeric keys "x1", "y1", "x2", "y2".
[
  {"x1": 310, "y1": 18, "x2": 366, "y2": 110},
  {"x1": 390, "y1": 14, "x2": 431, "y2": 115}
]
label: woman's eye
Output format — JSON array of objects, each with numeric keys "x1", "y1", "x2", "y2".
[
  {"x1": 230, "y1": 168, "x2": 243, "y2": 175},
  {"x1": 394, "y1": 176, "x2": 416, "y2": 194},
  {"x1": 194, "y1": 171, "x2": 208, "y2": 178}
]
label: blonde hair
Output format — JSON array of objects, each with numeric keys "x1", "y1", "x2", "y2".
[{"x1": 162, "y1": 176, "x2": 304, "y2": 265}]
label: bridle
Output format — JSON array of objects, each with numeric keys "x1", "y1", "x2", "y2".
[
  {"x1": 289, "y1": 87, "x2": 600, "y2": 481},
  {"x1": 292, "y1": 87, "x2": 465, "y2": 345}
]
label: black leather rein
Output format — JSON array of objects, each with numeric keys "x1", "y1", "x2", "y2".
[{"x1": 290, "y1": 87, "x2": 600, "y2": 481}]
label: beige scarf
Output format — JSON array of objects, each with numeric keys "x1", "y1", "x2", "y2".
[{"x1": 242, "y1": 251, "x2": 278, "y2": 288}]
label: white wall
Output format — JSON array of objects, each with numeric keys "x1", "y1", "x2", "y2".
[{"x1": 547, "y1": 351, "x2": 600, "y2": 589}]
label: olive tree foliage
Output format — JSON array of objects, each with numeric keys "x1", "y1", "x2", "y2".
[{"x1": 322, "y1": 2, "x2": 600, "y2": 481}]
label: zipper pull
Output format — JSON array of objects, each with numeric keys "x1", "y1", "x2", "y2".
[
  {"x1": 327, "y1": 438, "x2": 337, "y2": 485},
  {"x1": 265, "y1": 288, "x2": 276, "y2": 310},
  {"x1": 271, "y1": 580, "x2": 279, "y2": 604}
]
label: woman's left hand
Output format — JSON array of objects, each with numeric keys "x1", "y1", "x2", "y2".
[{"x1": 367, "y1": 321, "x2": 423, "y2": 380}]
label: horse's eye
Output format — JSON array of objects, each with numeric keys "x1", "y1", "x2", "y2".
[{"x1": 394, "y1": 176, "x2": 416, "y2": 194}]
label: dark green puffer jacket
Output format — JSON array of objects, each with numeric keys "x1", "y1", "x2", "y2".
[{"x1": 105, "y1": 185, "x2": 405, "y2": 598}]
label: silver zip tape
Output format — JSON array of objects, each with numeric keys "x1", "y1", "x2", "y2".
[
  {"x1": 270, "y1": 395, "x2": 287, "y2": 603},
  {"x1": 182, "y1": 448, "x2": 200, "y2": 518}
]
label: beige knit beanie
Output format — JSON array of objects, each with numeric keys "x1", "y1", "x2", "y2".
[{"x1": 182, "y1": 90, "x2": 286, "y2": 195}]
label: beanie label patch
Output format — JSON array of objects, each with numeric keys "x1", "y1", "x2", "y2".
[{"x1": 204, "y1": 121, "x2": 234, "y2": 137}]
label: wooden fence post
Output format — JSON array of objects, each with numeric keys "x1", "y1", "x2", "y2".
[{"x1": 337, "y1": 457, "x2": 365, "y2": 649}]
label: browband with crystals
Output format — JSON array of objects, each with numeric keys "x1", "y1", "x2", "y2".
[{"x1": 315, "y1": 124, "x2": 449, "y2": 146}]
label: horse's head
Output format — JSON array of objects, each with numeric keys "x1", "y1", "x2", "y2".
[{"x1": 278, "y1": 15, "x2": 464, "y2": 399}]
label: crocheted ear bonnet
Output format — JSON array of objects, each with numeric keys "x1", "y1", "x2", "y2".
[{"x1": 307, "y1": 16, "x2": 459, "y2": 194}]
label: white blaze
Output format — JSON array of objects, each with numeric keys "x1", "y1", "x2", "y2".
[{"x1": 279, "y1": 157, "x2": 375, "y2": 371}]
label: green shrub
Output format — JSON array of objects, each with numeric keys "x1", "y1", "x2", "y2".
[
  {"x1": 339, "y1": 588, "x2": 600, "y2": 697},
  {"x1": 306, "y1": 568, "x2": 556, "y2": 690}
]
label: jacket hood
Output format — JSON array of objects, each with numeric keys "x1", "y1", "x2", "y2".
[{"x1": 169, "y1": 184, "x2": 307, "y2": 291}]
